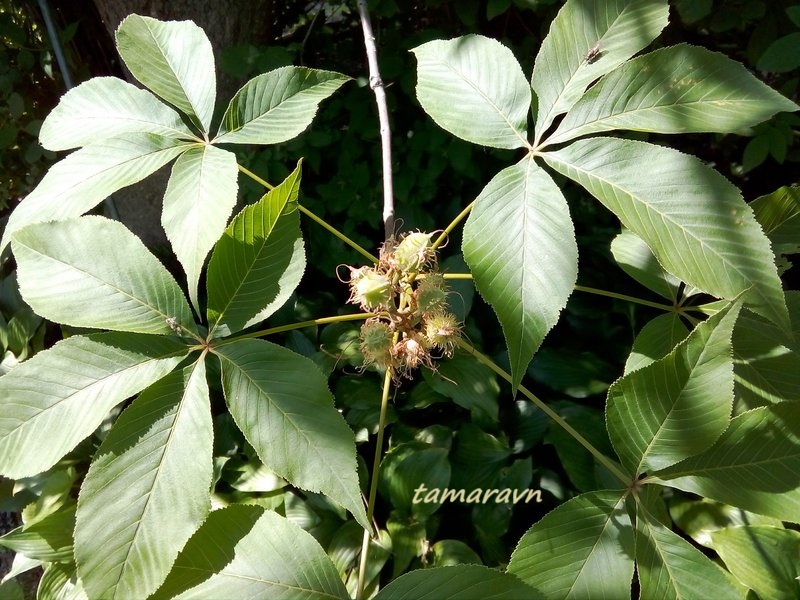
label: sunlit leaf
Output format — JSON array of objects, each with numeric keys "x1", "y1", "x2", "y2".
[
  {"x1": 636, "y1": 505, "x2": 741, "y2": 599},
  {"x1": 463, "y1": 156, "x2": 577, "y2": 391},
  {"x1": 0, "y1": 504, "x2": 74, "y2": 562},
  {"x1": 607, "y1": 302, "x2": 741, "y2": 475},
  {"x1": 547, "y1": 44, "x2": 799, "y2": 145},
  {"x1": 75, "y1": 362, "x2": 213, "y2": 600},
  {"x1": 13, "y1": 216, "x2": 196, "y2": 336},
  {"x1": 116, "y1": 15, "x2": 215, "y2": 132},
  {"x1": 150, "y1": 506, "x2": 349, "y2": 600},
  {"x1": 624, "y1": 313, "x2": 690, "y2": 374},
  {"x1": 412, "y1": 35, "x2": 530, "y2": 149},
  {"x1": 215, "y1": 67, "x2": 349, "y2": 144},
  {"x1": 216, "y1": 339, "x2": 369, "y2": 530},
  {"x1": 733, "y1": 293, "x2": 800, "y2": 410},
  {"x1": 711, "y1": 526, "x2": 800, "y2": 599},
  {"x1": 163, "y1": 144, "x2": 239, "y2": 312},
  {"x1": 0, "y1": 333, "x2": 187, "y2": 479},
  {"x1": 507, "y1": 490, "x2": 634, "y2": 598},
  {"x1": 206, "y1": 163, "x2": 304, "y2": 337},
  {"x1": 532, "y1": 0, "x2": 669, "y2": 144},
  {"x1": 39, "y1": 77, "x2": 195, "y2": 151},
  {"x1": 0, "y1": 135, "x2": 191, "y2": 252},
  {"x1": 543, "y1": 137, "x2": 789, "y2": 329},
  {"x1": 655, "y1": 402, "x2": 800, "y2": 522}
]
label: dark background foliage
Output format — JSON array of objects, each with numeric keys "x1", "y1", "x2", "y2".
[{"x1": 1, "y1": 0, "x2": 798, "y2": 593}]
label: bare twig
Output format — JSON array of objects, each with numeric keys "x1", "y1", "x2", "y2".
[{"x1": 357, "y1": 0, "x2": 395, "y2": 240}]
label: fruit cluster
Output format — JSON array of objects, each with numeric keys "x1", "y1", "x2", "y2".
[{"x1": 346, "y1": 231, "x2": 461, "y2": 378}]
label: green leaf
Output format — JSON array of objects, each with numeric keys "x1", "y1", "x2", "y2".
[
  {"x1": 216, "y1": 339, "x2": 369, "y2": 530},
  {"x1": 531, "y1": 0, "x2": 669, "y2": 144},
  {"x1": 733, "y1": 294, "x2": 800, "y2": 409},
  {"x1": 387, "y1": 515, "x2": 427, "y2": 577},
  {"x1": 655, "y1": 402, "x2": 800, "y2": 522},
  {"x1": 507, "y1": 490, "x2": 634, "y2": 599},
  {"x1": 380, "y1": 444, "x2": 450, "y2": 519},
  {"x1": 13, "y1": 216, "x2": 196, "y2": 336},
  {"x1": 624, "y1": 312, "x2": 690, "y2": 374},
  {"x1": 611, "y1": 229, "x2": 681, "y2": 301},
  {"x1": 607, "y1": 302, "x2": 741, "y2": 475},
  {"x1": 757, "y1": 32, "x2": 800, "y2": 73},
  {"x1": 0, "y1": 332, "x2": 187, "y2": 479},
  {"x1": 37, "y1": 562, "x2": 88, "y2": 600},
  {"x1": 150, "y1": 505, "x2": 349, "y2": 600},
  {"x1": 711, "y1": 526, "x2": 800, "y2": 599},
  {"x1": 430, "y1": 540, "x2": 483, "y2": 568},
  {"x1": 543, "y1": 137, "x2": 789, "y2": 330},
  {"x1": 373, "y1": 565, "x2": 542, "y2": 600},
  {"x1": 39, "y1": 77, "x2": 195, "y2": 151},
  {"x1": 547, "y1": 44, "x2": 799, "y2": 146},
  {"x1": 206, "y1": 163, "x2": 305, "y2": 337},
  {"x1": 546, "y1": 402, "x2": 616, "y2": 492},
  {"x1": 412, "y1": 35, "x2": 530, "y2": 149},
  {"x1": 75, "y1": 361, "x2": 212, "y2": 600},
  {"x1": 215, "y1": 67, "x2": 349, "y2": 144},
  {"x1": 0, "y1": 504, "x2": 74, "y2": 562},
  {"x1": 750, "y1": 185, "x2": 800, "y2": 258},
  {"x1": 463, "y1": 157, "x2": 577, "y2": 391},
  {"x1": 163, "y1": 144, "x2": 239, "y2": 312},
  {"x1": 0, "y1": 135, "x2": 191, "y2": 252},
  {"x1": 423, "y1": 350, "x2": 500, "y2": 424},
  {"x1": 669, "y1": 496, "x2": 783, "y2": 549},
  {"x1": 636, "y1": 506, "x2": 741, "y2": 600},
  {"x1": 116, "y1": 15, "x2": 215, "y2": 132}
]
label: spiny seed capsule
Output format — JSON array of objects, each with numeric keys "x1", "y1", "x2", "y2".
[
  {"x1": 423, "y1": 312, "x2": 460, "y2": 355},
  {"x1": 393, "y1": 334, "x2": 431, "y2": 370},
  {"x1": 349, "y1": 267, "x2": 393, "y2": 310},
  {"x1": 393, "y1": 231, "x2": 434, "y2": 272},
  {"x1": 415, "y1": 274, "x2": 448, "y2": 314},
  {"x1": 360, "y1": 320, "x2": 393, "y2": 368}
]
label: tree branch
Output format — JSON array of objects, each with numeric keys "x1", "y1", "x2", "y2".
[{"x1": 357, "y1": 0, "x2": 395, "y2": 240}]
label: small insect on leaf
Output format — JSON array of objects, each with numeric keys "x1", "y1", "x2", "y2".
[{"x1": 585, "y1": 42, "x2": 601, "y2": 64}]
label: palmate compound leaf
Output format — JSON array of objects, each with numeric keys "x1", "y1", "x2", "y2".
[
  {"x1": 116, "y1": 15, "x2": 215, "y2": 133},
  {"x1": 214, "y1": 67, "x2": 350, "y2": 145},
  {"x1": 636, "y1": 504, "x2": 741, "y2": 600},
  {"x1": 654, "y1": 402, "x2": 800, "y2": 522},
  {"x1": 0, "y1": 134, "x2": 192, "y2": 253},
  {"x1": 531, "y1": 0, "x2": 669, "y2": 145},
  {"x1": 607, "y1": 301, "x2": 741, "y2": 476},
  {"x1": 0, "y1": 332, "x2": 188, "y2": 479},
  {"x1": 162, "y1": 144, "x2": 239, "y2": 313},
  {"x1": 38, "y1": 77, "x2": 196, "y2": 151},
  {"x1": 74, "y1": 361, "x2": 212, "y2": 600},
  {"x1": 462, "y1": 156, "x2": 577, "y2": 392},
  {"x1": 215, "y1": 339, "x2": 369, "y2": 531},
  {"x1": 543, "y1": 137, "x2": 790, "y2": 330},
  {"x1": 12, "y1": 216, "x2": 197, "y2": 336},
  {"x1": 546, "y1": 44, "x2": 799, "y2": 146},
  {"x1": 372, "y1": 565, "x2": 543, "y2": 599},
  {"x1": 206, "y1": 163, "x2": 305, "y2": 338},
  {"x1": 506, "y1": 490, "x2": 634, "y2": 599},
  {"x1": 411, "y1": 35, "x2": 530, "y2": 149},
  {"x1": 150, "y1": 505, "x2": 349, "y2": 600}
]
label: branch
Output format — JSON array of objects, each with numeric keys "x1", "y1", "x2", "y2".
[{"x1": 357, "y1": 0, "x2": 395, "y2": 240}]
